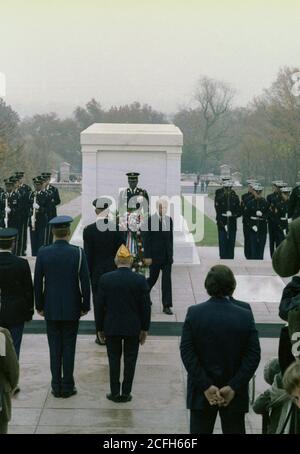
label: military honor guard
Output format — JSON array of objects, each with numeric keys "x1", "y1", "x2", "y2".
[
  {"x1": 244, "y1": 184, "x2": 269, "y2": 260},
  {"x1": 241, "y1": 180, "x2": 256, "y2": 259},
  {"x1": 34, "y1": 216, "x2": 91, "y2": 398},
  {"x1": 272, "y1": 186, "x2": 292, "y2": 251},
  {"x1": 0, "y1": 228, "x2": 34, "y2": 361},
  {"x1": 144, "y1": 199, "x2": 174, "y2": 314},
  {"x1": 118, "y1": 172, "x2": 149, "y2": 215},
  {"x1": 15, "y1": 172, "x2": 31, "y2": 256},
  {"x1": 95, "y1": 245, "x2": 151, "y2": 403},
  {"x1": 83, "y1": 197, "x2": 124, "y2": 345},
  {"x1": 0, "y1": 178, "x2": 21, "y2": 255},
  {"x1": 288, "y1": 181, "x2": 300, "y2": 221},
  {"x1": 29, "y1": 176, "x2": 49, "y2": 256},
  {"x1": 266, "y1": 181, "x2": 285, "y2": 257},
  {"x1": 42, "y1": 172, "x2": 61, "y2": 245},
  {"x1": 215, "y1": 180, "x2": 241, "y2": 260}
]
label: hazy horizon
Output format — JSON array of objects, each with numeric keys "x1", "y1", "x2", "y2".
[{"x1": 1, "y1": 0, "x2": 300, "y2": 118}]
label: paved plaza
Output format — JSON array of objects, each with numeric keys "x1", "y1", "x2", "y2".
[{"x1": 11, "y1": 246, "x2": 285, "y2": 434}]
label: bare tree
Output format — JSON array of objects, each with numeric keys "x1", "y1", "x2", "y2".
[{"x1": 193, "y1": 77, "x2": 235, "y2": 172}]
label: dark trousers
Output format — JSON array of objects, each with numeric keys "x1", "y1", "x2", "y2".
[
  {"x1": 190, "y1": 407, "x2": 246, "y2": 434},
  {"x1": 30, "y1": 226, "x2": 47, "y2": 256},
  {"x1": 147, "y1": 262, "x2": 172, "y2": 308},
  {"x1": 243, "y1": 224, "x2": 251, "y2": 259},
  {"x1": 46, "y1": 320, "x2": 79, "y2": 393},
  {"x1": 20, "y1": 221, "x2": 29, "y2": 256},
  {"x1": 218, "y1": 227, "x2": 236, "y2": 259},
  {"x1": 106, "y1": 336, "x2": 140, "y2": 396},
  {"x1": 268, "y1": 221, "x2": 275, "y2": 257},
  {"x1": 2, "y1": 322, "x2": 24, "y2": 360},
  {"x1": 274, "y1": 228, "x2": 285, "y2": 252},
  {"x1": 249, "y1": 230, "x2": 267, "y2": 260},
  {"x1": 45, "y1": 224, "x2": 54, "y2": 246}
]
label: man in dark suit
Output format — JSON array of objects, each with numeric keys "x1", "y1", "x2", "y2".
[
  {"x1": 0, "y1": 228, "x2": 34, "y2": 359},
  {"x1": 144, "y1": 199, "x2": 173, "y2": 315},
  {"x1": 34, "y1": 216, "x2": 91, "y2": 398},
  {"x1": 42, "y1": 172, "x2": 61, "y2": 245},
  {"x1": 83, "y1": 198, "x2": 124, "y2": 345},
  {"x1": 95, "y1": 244, "x2": 151, "y2": 403},
  {"x1": 180, "y1": 265, "x2": 261, "y2": 434}
]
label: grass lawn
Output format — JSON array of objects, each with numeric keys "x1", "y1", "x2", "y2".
[
  {"x1": 183, "y1": 197, "x2": 219, "y2": 246},
  {"x1": 59, "y1": 189, "x2": 81, "y2": 205},
  {"x1": 183, "y1": 197, "x2": 241, "y2": 247},
  {"x1": 70, "y1": 215, "x2": 81, "y2": 236}
]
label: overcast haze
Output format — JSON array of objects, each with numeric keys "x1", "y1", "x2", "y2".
[{"x1": 1, "y1": 0, "x2": 300, "y2": 117}]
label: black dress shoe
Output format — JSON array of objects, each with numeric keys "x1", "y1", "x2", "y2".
[
  {"x1": 120, "y1": 394, "x2": 132, "y2": 403},
  {"x1": 51, "y1": 389, "x2": 61, "y2": 398},
  {"x1": 163, "y1": 307, "x2": 173, "y2": 315},
  {"x1": 61, "y1": 387, "x2": 77, "y2": 398},
  {"x1": 106, "y1": 393, "x2": 121, "y2": 403},
  {"x1": 95, "y1": 337, "x2": 106, "y2": 346}
]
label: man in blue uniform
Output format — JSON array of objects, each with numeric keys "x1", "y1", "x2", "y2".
[
  {"x1": 15, "y1": 172, "x2": 31, "y2": 256},
  {"x1": 83, "y1": 197, "x2": 124, "y2": 345},
  {"x1": 118, "y1": 172, "x2": 149, "y2": 216},
  {"x1": 266, "y1": 181, "x2": 285, "y2": 257},
  {"x1": 288, "y1": 182, "x2": 300, "y2": 221},
  {"x1": 29, "y1": 177, "x2": 49, "y2": 256},
  {"x1": 0, "y1": 228, "x2": 34, "y2": 360},
  {"x1": 215, "y1": 180, "x2": 241, "y2": 259},
  {"x1": 96, "y1": 244, "x2": 151, "y2": 403},
  {"x1": 244, "y1": 184, "x2": 269, "y2": 260},
  {"x1": 272, "y1": 186, "x2": 292, "y2": 251},
  {"x1": 42, "y1": 172, "x2": 61, "y2": 245},
  {"x1": 241, "y1": 180, "x2": 256, "y2": 259},
  {"x1": 0, "y1": 178, "x2": 21, "y2": 255},
  {"x1": 34, "y1": 216, "x2": 91, "y2": 398}
]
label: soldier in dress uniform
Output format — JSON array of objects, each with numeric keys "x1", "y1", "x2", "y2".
[
  {"x1": 42, "y1": 172, "x2": 61, "y2": 245},
  {"x1": 272, "y1": 186, "x2": 292, "y2": 251},
  {"x1": 29, "y1": 176, "x2": 49, "y2": 256},
  {"x1": 241, "y1": 180, "x2": 256, "y2": 259},
  {"x1": 215, "y1": 180, "x2": 241, "y2": 259},
  {"x1": 266, "y1": 181, "x2": 284, "y2": 258},
  {"x1": 288, "y1": 181, "x2": 300, "y2": 221},
  {"x1": 215, "y1": 176, "x2": 232, "y2": 200},
  {"x1": 34, "y1": 216, "x2": 91, "y2": 398},
  {"x1": 244, "y1": 184, "x2": 269, "y2": 260},
  {"x1": 0, "y1": 178, "x2": 21, "y2": 255},
  {"x1": 15, "y1": 172, "x2": 31, "y2": 256},
  {"x1": 83, "y1": 197, "x2": 124, "y2": 345},
  {"x1": 118, "y1": 172, "x2": 149, "y2": 216}
]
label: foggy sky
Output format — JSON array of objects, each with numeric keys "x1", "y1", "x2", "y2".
[{"x1": 1, "y1": 0, "x2": 300, "y2": 118}]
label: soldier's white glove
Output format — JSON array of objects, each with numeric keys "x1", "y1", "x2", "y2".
[
  {"x1": 288, "y1": 218, "x2": 292, "y2": 224},
  {"x1": 256, "y1": 210, "x2": 262, "y2": 217},
  {"x1": 224, "y1": 225, "x2": 228, "y2": 232},
  {"x1": 4, "y1": 207, "x2": 11, "y2": 213},
  {"x1": 252, "y1": 226, "x2": 258, "y2": 232},
  {"x1": 226, "y1": 211, "x2": 232, "y2": 217},
  {"x1": 33, "y1": 203, "x2": 39, "y2": 209}
]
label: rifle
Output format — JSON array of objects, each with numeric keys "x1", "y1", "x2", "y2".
[
  {"x1": 31, "y1": 193, "x2": 37, "y2": 232},
  {"x1": 4, "y1": 194, "x2": 9, "y2": 228}
]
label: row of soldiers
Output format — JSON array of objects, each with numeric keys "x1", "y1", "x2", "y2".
[
  {"x1": 0, "y1": 172, "x2": 61, "y2": 256},
  {"x1": 215, "y1": 178, "x2": 294, "y2": 260}
]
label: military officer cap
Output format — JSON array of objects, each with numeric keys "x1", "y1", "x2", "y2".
[
  {"x1": 253, "y1": 184, "x2": 264, "y2": 193},
  {"x1": 41, "y1": 172, "x2": 52, "y2": 177},
  {"x1": 281, "y1": 186, "x2": 292, "y2": 193},
  {"x1": 277, "y1": 182, "x2": 287, "y2": 189},
  {"x1": 92, "y1": 197, "x2": 112, "y2": 209},
  {"x1": 126, "y1": 172, "x2": 140, "y2": 180},
  {"x1": 49, "y1": 215, "x2": 73, "y2": 227},
  {"x1": 246, "y1": 179, "x2": 257, "y2": 185},
  {"x1": 223, "y1": 180, "x2": 233, "y2": 187},
  {"x1": 272, "y1": 180, "x2": 284, "y2": 187},
  {"x1": 0, "y1": 228, "x2": 18, "y2": 241},
  {"x1": 9, "y1": 176, "x2": 18, "y2": 183},
  {"x1": 15, "y1": 172, "x2": 24, "y2": 177},
  {"x1": 221, "y1": 176, "x2": 231, "y2": 181},
  {"x1": 4, "y1": 179, "x2": 14, "y2": 186}
]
